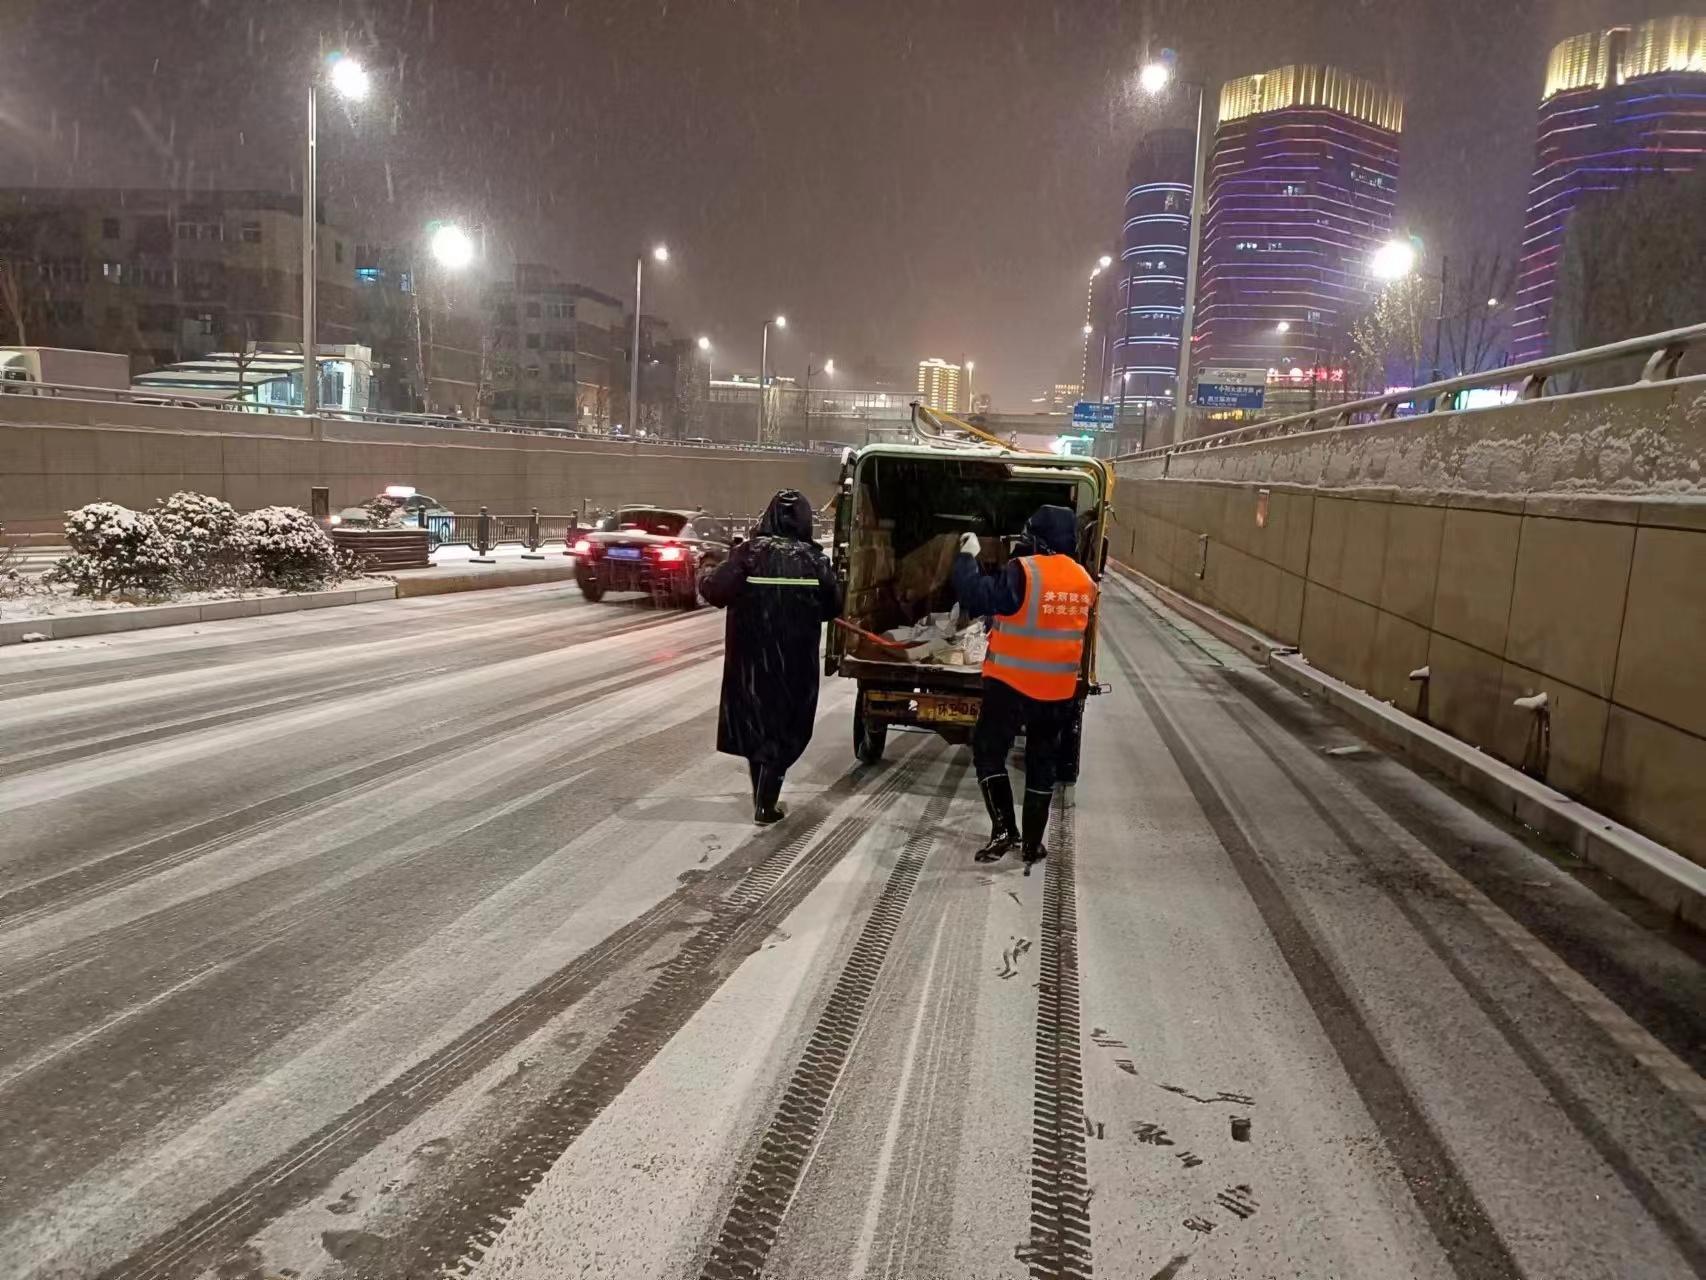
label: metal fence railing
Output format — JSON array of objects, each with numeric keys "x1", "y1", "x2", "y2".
[
  {"x1": 0, "y1": 380, "x2": 822, "y2": 456},
  {"x1": 418, "y1": 507, "x2": 787, "y2": 559},
  {"x1": 420, "y1": 509, "x2": 578, "y2": 558},
  {"x1": 1119, "y1": 321, "x2": 1706, "y2": 466}
]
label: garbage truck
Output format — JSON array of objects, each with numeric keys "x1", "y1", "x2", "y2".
[{"x1": 824, "y1": 405, "x2": 1113, "y2": 783}]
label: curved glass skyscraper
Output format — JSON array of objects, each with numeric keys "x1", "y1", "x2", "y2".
[
  {"x1": 1512, "y1": 16, "x2": 1706, "y2": 362},
  {"x1": 1193, "y1": 65, "x2": 1404, "y2": 381}
]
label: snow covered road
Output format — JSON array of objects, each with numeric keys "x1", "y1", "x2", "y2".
[{"x1": 1, "y1": 579, "x2": 1701, "y2": 1280}]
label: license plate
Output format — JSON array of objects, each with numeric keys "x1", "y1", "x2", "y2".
[
  {"x1": 607, "y1": 547, "x2": 642, "y2": 560},
  {"x1": 917, "y1": 696, "x2": 980, "y2": 725}
]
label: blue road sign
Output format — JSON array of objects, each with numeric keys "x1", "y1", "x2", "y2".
[
  {"x1": 1071, "y1": 400, "x2": 1117, "y2": 428},
  {"x1": 1193, "y1": 369, "x2": 1266, "y2": 410}
]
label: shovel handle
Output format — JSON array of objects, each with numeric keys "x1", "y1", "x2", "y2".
[{"x1": 833, "y1": 617, "x2": 911, "y2": 651}]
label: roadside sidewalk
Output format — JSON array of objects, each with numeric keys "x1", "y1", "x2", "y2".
[
  {"x1": 1, "y1": 551, "x2": 580, "y2": 646},
  {"x1": 393, "y1": 545, "x2": 577, "y2": 597}
]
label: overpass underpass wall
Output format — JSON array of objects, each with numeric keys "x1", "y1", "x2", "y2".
[
  {"x1": 0, "y1": 396, "x2": 841, "y2": 535},
  {"x1": 1113, "y1": 378, "x2": 1706, "y2": 870}
]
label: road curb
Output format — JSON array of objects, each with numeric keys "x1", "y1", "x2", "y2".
[
  {"x1": 1108, "y1": 560, "x2": 1706, "y2": 931},
  {"x1": 0, "y1": 583, "x2": 398, "y2": 647},
  {"x1": 392, "y1": 559, "x2": 578, "y2": 597}
]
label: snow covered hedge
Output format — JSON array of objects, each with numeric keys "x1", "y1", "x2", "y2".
[
  {"x1": 152, "y1": 491, "x2": 244, "y2": 590},
  {"x1": 237, "y1": 505, "x2": 340, "y2": 590},
  {"x1": 45, "y1": 495, "x2": 352, "y2": 598},
  {"x1": 49, "y1": 502, "x2": 179, "y2": 597}
]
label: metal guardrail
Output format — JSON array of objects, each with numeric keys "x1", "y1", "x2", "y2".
[
  {"x1": 1119, "y1": 322, "x2": 1706, "y2": 464},
  {"x1": 0, "y1": 380, "x2": 821, "y2": 456},
  {"x1": 419, "y1": 507, "x2": 783, "y2": 558},
  {"x1": 421, "y1": 509, "x2": 578, "y2": 557}
]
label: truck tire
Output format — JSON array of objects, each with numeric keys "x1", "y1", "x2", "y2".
[
  {"x1": 854, "y1": 689, "x2": 887, "y2": 764},
  {"x1": 1056, "y1": 696, "x2": 1086, "y2": 785}
]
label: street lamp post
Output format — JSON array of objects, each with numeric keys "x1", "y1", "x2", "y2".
[
  {"x1": 1142, "y1": 53, "x2": 1214, "y2": 446},
  {"x1": 1079, "y1": 256, "x2": 1112, "y2": 399},
  {"x1": 628, "y1": 244, "x2": 668, "y2": 435},
  {"x1": 1371, "y1": 236, "x2": 1444, "y2": 392},
  {"x1": 758, "y1": 314, "x2": 786, "y2": 442},
  {"x1": 802, "y1": 355, "x2": 834, "y2": 437},
  {"x1": 414, "y1": 222, "x2": 476, "y2": 414},
  {"x1": 697, "y1": 334, "x2": 712, "y2": 383},
  {"x1": 303, "y1": 53, "x2": 369, "y2": 416}
]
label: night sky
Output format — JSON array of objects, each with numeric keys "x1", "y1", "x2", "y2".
[{"x1": 3, "y1": 0, "x2": 1696, "y2": 406}]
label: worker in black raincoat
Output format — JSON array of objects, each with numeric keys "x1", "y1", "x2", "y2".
[{"x1": 701, "y1": 490, "x2": 842, "y2": 824}]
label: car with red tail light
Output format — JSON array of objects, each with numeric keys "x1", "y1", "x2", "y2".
[{"x1": 571, "y1": 507, "x2": 731, "y2": 609}]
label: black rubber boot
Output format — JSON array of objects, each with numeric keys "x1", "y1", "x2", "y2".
[
  {"x1": 754, "y1": 768, "x2": 787, "y2": 826},
  {"x1": 974, "y1": 774, "x2": 1019, "y2": 863},
  {"x1": 1021, "y1": 787, "x2": 1053, "y2": 873}
]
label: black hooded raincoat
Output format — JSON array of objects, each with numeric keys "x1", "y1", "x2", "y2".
[{"x1": 700, "y1": 491, "x2": 842, "y2": 771}]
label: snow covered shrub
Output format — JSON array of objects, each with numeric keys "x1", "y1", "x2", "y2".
[
  {"x1": 363, "y1": 493, "x2": 406, "y2": 527},
  {"x1": 238, "y1": 505, "x2": 338, "y2": 590},
  {"x1": 0, "y1": 523, "x2": 46, "y2": 602},
  {"x1": 152, "y1": 491, "x2": 246, "y2": 590},
  {"x1": 333, "y1": 545, "x2": 378, "y2": 582},
  {"x1": 47, "y1": 502, "x2": 177, "y2": 597}
]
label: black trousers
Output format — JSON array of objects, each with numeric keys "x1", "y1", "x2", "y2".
[{"x1": 972, "y1": 676, "x2": 1073, "y2": 795}]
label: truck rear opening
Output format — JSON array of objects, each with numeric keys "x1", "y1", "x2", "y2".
[
  {"x1": 828, "y1": 440, "x2": 1112, "y2": 777},
  {"x1": 843, "y1": 453, "x2": 1090, "y2": 640}
]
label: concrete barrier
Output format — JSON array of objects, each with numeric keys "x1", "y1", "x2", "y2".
[
  {"x1": 1114, "y1": 381, "x2": 1706, "y2": 872},
  {"x1": 0, "y1": 396, "x2": 841, "y2": 534}
]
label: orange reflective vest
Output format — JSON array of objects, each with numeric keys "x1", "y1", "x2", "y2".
[{"x1": 984, "y1": 554, "x2": 1097, "y2": 701}]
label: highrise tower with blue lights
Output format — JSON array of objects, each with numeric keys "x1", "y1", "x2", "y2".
[{"x1": 1108, "y1": 128, "x2": 1196, "y2": 412}]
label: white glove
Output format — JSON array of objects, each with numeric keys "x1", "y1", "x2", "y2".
[{"x1": 959, "y1": 531, "x2": 981, "y2": 558}]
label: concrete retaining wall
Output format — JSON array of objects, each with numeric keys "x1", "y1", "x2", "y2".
[
  {"x1": 0, "y1": 396, "x2": 841, "y2": 533},
  {"x1": 1112, "y1": 460, "x2": 1706, "y2": 869}
]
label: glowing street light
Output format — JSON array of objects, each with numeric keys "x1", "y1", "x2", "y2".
[
  {"x1": 304, "y1": 52, "x2": 373, "y2": 415},
  {"x1": 758, "y1": 314, "x2": 788, "y2": 441},
  {"x1": 1135, "y1": 47, "x2": 1213, "y2": 445},
  {"x1": 1098, "y1": 254, "x2": 1113, "y2": 270},
  {"x1": 429, "y1": 223, "x2": 475, "y2": 271},
  {"x1": 1371, "y1": 239, "x2": 1418, "y2": 282},
  {"x1": 824, "y1": 358, "x2": 835, "y2": 375},
  {"x1": 1276, "y1": 320, "x2": 1292, "y2": 334},
  {"x1": 328, "y1": 54, "x2": 371, "y2": 102},
  {"x1": 697, "y1": 334, "x2": 711, "y2": 351},
  {"x1": 629, "y1": 243, "x2": 672, "y2": 435}
]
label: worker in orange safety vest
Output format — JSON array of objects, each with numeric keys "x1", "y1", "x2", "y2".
[{"x1": 952, "y1": 504, "x2": 1097, "y2": 869}]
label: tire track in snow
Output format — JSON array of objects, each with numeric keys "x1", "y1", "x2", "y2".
[
  {"x1": 0, "y1": 648, "x2": 720, "y2": 932},
  {"x1": 697, "y1": 757, "x2": 965, "y2": 1280},
  {"x1": 90, "y1": 748, "x2": 928, "y2": 1280}
]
